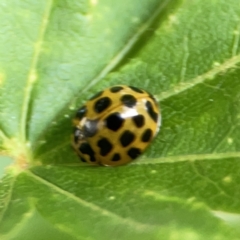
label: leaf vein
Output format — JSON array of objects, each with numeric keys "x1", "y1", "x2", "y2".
[
  {"x1": 26, "y1": 170, "x2": 150, "y2": 230},
  {"x1": 156, "y1": 54, "x2": 240, "y2": 101},
  {"x1": 20, "y1": 0, "x2": 54, "y2": 142},
  {"x1": 135, "y1": 151, "x2": 240, "y2": 164},
  {"x1": 211, "y1": 126, "x2": 235, "y2": 153},
  {"x1": 0, "y1": 175, "x2": 17, "y2": 224},
  {"x1": 190, "y1": 161, "x2": 233, "y2": 199}
]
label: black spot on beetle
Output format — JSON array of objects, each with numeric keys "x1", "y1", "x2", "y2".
[
  {"x1": 94, "y1": 97, "x2": 112, "y2": 113},
  {"x1": 132, "y1": 115, "x2": 145, "y2": 128},
  {"x1": 105, "y1": 112, "x2": 124, "y2": 131},
  {"x1": 141, "y1": 128, "x2": 152, "y2": 142},
  {"x1": 129, "y1": 86, "x2": 144, "y2": 93},
  {"x1": 79, "y1": 143, "x2": 96, "y2": 162},
  {"x1": 89, "y1": 91, "x2": 103, "y2": 100},
  {"x1": 110, "y1": 86, "x2": 123, "y2": 93},
  {"x1": 146, "y1": 101, "x2": 158, "y2": 123},
  {"x1": 111, "y1": 153, "x2": 121, "y2": 161},
  {"x1": 97, "y1": 138, "x2": 113, "y2": 156},
  {"x1": 121, "y1": 94, "x2": 137, "y2": 108},
  {"x1": 120, "y1": 130, "x2": 135, "y2": 147},
  {"x1": 127, "y1": 148, "x2": 141, "y2": 160},
  {"x1": 76, "y1": 106, "x2": 87, "y2": 120}
]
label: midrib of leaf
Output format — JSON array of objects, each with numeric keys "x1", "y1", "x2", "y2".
[
  {"x1": 37, "y1": 151, "x2": 240, "y2": 168},
  {"x1": 137, "y1": 151, "x2": 240, "y2": 164},
  {"x1": 20, "y1": 0, "x2": 53, "y2": 143},
  {"x1": 25, "y1": 170, "x2": 151, "y2": 231},
  {"x1": 69, "y1": 0, "x2": 171, "y2": 104},
  {"x1": 156, "y1": 54, "x2": 240, "y2": 101}
]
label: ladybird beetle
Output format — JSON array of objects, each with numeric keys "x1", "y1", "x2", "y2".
[{"x1": 72, "y1": 85, "x2": 161, "y2": 166}]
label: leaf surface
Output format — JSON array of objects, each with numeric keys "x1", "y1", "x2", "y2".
[{"x1": 1, "y1": 0, "x2": 240, "y2": 239}]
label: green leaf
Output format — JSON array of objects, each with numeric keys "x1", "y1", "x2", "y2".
[{"x1": 1, "y1": 0, "x2": 240, "y2": 239}]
